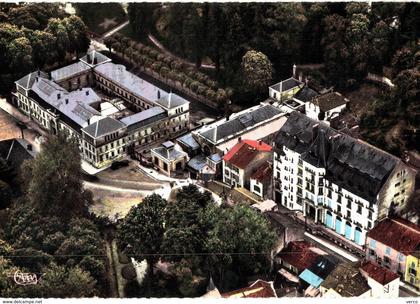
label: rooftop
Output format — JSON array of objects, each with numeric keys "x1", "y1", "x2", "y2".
[
  {"x1": 80, "y1": 50, "x2": 111, "y2": 67},
  {"x1": 312, "y1": 92, "x2": 348, "y2": 112},
  {"x1": 274, "y1": 111, "x2": 400, "y2": 201},
  {"x1": 223, "y1": 139, "x2": 272, "y2": 169},
  {"x1": 196, "y1": 104, "x2": 284, "y2": 144},
  {"x1": 51, "y1": 61, "x2": 91, "y2": 82},
  {"x1": 293, "y1": 84, "x2": 320, "y2": 102},
  {"x1": 222, "y1": 280, "x2": 277, "y2": 298},
  {"x1": 299, "y1": 255, "x2": 337, "y2": 288},
  {"x1": 360, "y1": 260, "x2": 400, "y2": 285},
  {"x1": 367, "y1": 217, "x2": 420, "y2": 255},
  {"x1": 0, "y1": 138, "x2": 37, "y2": 169},
  {"x1": 15, "y1": 70, "x2": 49, "y2": 90},
  {"x1": 270, "y1": 77, "x2": 303, "y2": 92},
  {"x1": 82, "y1": 116, "x2": 125, "y2": 138},
  {"x1": 95, "y1": 62, "x2": 169, "y2": 103},
  {"x1": 251, "y1": 161, "x2": 272, "y2": 183},
  {"x1": 155, "y1": 92, "x2": 189, "y2": 109},
  {"x1": 187, "y1": 154, "x2": 208, "y2": 172},
  {"x1": 119, "y1": 107, "x2": 166, "y2": 132},
  {"x1": 31, "y1": 77, "x2": 102, "y2": 128},
  {"x1": 277, "y1": 241, "x2": 320, "y2": 273},
  {"x1": 152, "y1": 142, "x2": 187, "y2": 161},
  {"x1": 176, "y1": 133, "x2": 200, "y2": 150},
  {"x1": 321, "y1": 262, "x2": 371, "y2": 297}
]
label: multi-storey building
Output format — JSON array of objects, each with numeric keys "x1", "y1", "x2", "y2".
[
  {"x1": 12, "y1": 50, "x2": 189, "y2": 168},
  {"x1": 273, "y1": 111, "x2": 416, "y2": 246},
  {"x1": 366, "y1": 217, "x2": 420, "y2": 288}
]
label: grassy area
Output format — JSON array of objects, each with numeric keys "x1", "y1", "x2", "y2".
[{"x1": 74, "y1": 3, "x2": 127, "y2": 35}]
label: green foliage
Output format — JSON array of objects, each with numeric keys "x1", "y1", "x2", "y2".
[
  {"x1": 241, "y1": 50, "x2": 273, "y2": 94},
  {"x1": 23, "y1": 134, "x2": 91, "y2": 219}
]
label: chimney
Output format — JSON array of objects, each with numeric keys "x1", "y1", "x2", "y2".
[
  {"x1": 57, "y1": 93, "x2": 61, "y2": 99},
  {"x1": 48, "y1": 71, "x2": 52, "y2": 80},
  {"x1": 312, "y1": 123, "x2": 319, "y2": 142},
  {"x1": 293, "y1": 64, "x2": 297, "y2": 78},
  {"x1": 37, "y1": 69, "x2": 40, "y2": 76},
  {"x1": 305, "y1": 77, "x2": 309, "y2": 86},
  {"x1": 299, "y1": 72, "x2": 303, "y2": 82},
  {"x1": 36, "y1": 76, "x2": 39, "y2": 82},
  {"x1": 93, "y1": 57, "x2": 98, "y2": 65},
  {"x1": 238, "y1": 137, "x2": 242, "y2": 143},
  {"x1": 86, "y1": 90, "x2": 89, "y2": 96},
  {"x1": 157, "y1": 90, "x2": 161, "y2": 99},
  {"x1": 27, "y1": 144, "x2": 32, "y2": 151},
  {"x1": 65, "y1": 98, "x2": 69, "y2": 105},
  {"x1": 259, "y1": 139, "x2": 262, "y2": 145}
]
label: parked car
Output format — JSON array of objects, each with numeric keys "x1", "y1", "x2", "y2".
[{"x1": 111, "y1": 159, "x2": 129, "y2": 170}]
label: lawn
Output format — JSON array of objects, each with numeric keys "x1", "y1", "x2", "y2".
[{"x1": 74, "y1": 3, "x2": 127, "y2": 35}]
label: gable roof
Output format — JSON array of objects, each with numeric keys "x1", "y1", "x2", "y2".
[
  {"x1": 321, "y1": 262, "x2": 371, "y2": 297},
  {"x1": 312, "y1": 92, "x2": 348, "y2": 112},
  {"x1": 360, "y1": 260, "x2": 400, "y2": 285},
  {"x1": 270, "y1": 77, "x2": 303, "y2": 92},
  {"x1": 223, "y1": 140, "x2": 272, "y2": 169},
  {"x1": 274, "y1": 111, "x2": 400, "y2": 201},
  {"x1": 367, "y1": 218, "x2": 420, "y2": 255},
  {"x1": 222, "y1": 280, "x2": 277, "y2": 298},
  {"x1": 51, "y1": 61, "x2": 91, "y2": 82},
  {"x1": 119, "y1": 106, "x2": 166, "y2": 132},
  {"x1": 82, "y1": 117, "x2": 125, "y2": 138},
  {"x1": 80, "y1": 50, "x2": 111, "y2": 67},
  {"x1": 277, "y1": 241, "x2": 320, "y2": 273},
  {"x1": 293, "y1": 84, "x2": 319, "y2": 102},
  {"x1": 152, "y1": 142, "x2": 187, "y2": 161}
]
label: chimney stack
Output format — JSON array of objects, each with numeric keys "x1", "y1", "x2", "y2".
[
  {"x1": 48, "y1": 71, "x2": 52, "y2": 80},
  {"x1": 157, "y1": 90, "x2": 161, "y2": 99},
  {"x1": 86, "y1": 90, "x2": 89, "y2": 96},
  {"x1": 259, "y1": 139, "x2": 262, "y2": 146},
  {"x1": 65, "y1": 98, "x2": 69, "y2": 105},
  {"x1": 27, "y1": 144, "x2": 32, "y2": 151},
  {"x1": 238, "y1": 137, "x2": 242, "y2": 143},
  {"x1": 293, "y1": 64, "x2": 297, "y2": 78},
  {"x1": 57, "y1": 93, "x2": 61, "y2": 99},
  {"x1": 299, "y1": 72, "x2": 303, "y2": 82}
]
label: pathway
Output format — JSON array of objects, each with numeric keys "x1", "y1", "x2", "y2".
[
  {"x1": 148, "y1": 33, "x2": 215, "y2": 70},
  {"x1": 102, "y1": 20, "x2": 130, "y2": 39}
]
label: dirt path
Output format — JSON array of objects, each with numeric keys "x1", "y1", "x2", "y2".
[
  {"x1": 148, "y1": 33, "x2": 215, "y2": 70},
  {"x1": 105, "y1": 236, "x2": 119, "y2": 297}
]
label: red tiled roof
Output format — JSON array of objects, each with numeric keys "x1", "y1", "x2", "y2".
[
  {"x1": 277, "y1": 241, "x2": 319, "y2": 273},
  {"x1": 251, "y1": 161, "x2": 272, "y2": 183},
  {"x1": 223, "y1": 140, "x2": 272, "y2": 169},
  {"x1": 367, "y1": 218, "x2": 420, "y2": 255},
  {"x1": 221, "y1": 280, "x2": 277, "y2": 298},
  {"x1": 360, "y1": 261, "x2": 400, "y2": 285}
]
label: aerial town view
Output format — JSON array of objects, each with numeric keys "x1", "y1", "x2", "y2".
[{"x1": 0, "y1": 1, "x2": 419, "y2": 302}]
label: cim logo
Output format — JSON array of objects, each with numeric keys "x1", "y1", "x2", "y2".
[{"x1": 9, "y1": 270, "x2": 43, "y2": 286}]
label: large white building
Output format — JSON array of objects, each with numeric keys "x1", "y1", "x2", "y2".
[
  {"x1": 12, "y1": 51, "x2": 189, "y2": 168},
  {"x1": 273, "y1": 111, "x2": 416, "y2": 246}
]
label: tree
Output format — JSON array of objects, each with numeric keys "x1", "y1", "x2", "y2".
[
  {"x1": 7, "y1": 37, "x2": 33, "y2": 73},
  {"x1": 204, "y1": 204, "x2": 277, "y2": 287},
  {"x1": 241, "y1": 50, "x2": 273, "y2": 94},
  {"x1": 391, "y1": 47, "x2": 415, "y2": 77},
  {"x1": 0, "y1": 179, "x2": 12, "y2": 209},
  {"x1": 64, "y1": 16, "x2": 90, "y2": 58},
  {"x1": 117, "y1": 194, "x2": 167, "y2": 292},
  {"x1": 104, "y1": 36, "x2": 117, "y2": 53},
  {"x1": 23, "y1": 134, "x2": 91, "y2": 219},
  {"x1": 127, "y1": 3, "x2": 160, "y2": 38},
  {"x1": 46, "y1": 18, "x2": 70, "y2": 64},
  {"x1": 370, "y1": 21, "x2": 393, "y2": 72}
]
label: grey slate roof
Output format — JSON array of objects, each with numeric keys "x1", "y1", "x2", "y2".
[
  {"x1": 188, "y1": 155, "x2": 207, "y2": 171},
  {"x1": 0, "y1": 138, "x2": 37, "y2": 169},
  {"x1": 274, "y1": 111, "x2": 399, "y2": 201},
  {"x1": 82, "y1": 117, "x2": 125, "y2": 138},
  {"x1": 270, "y1": 78, "x2": 303, "y2": 92},
  {"x1": 208, "y1": 153, "x2": 222, "y2": 163},
  {"x1": 31, "y1": 77, "x2": 101, "y2": 128},
  {"x1": 177, "y1": 133, "x2": 200, "y2": 150},
  {"x1": 95, "y1": 62, "x2": 169, "y2": 103},
  {"x1": 199, "y1": 104, "x2": 283, "y2": 143},
  {"x1": 51, "y1": 61, "x2": 91, "y2": 82},
  {"x1": 15, "y1": 70, "x2": 48, "y2": 89},
  {"x1": 152, "y1": 144, "x2": 187, "y2": 161},
  {"x1": 293, "y1": 85, "x2": 319, "y2": 102},
  {"x1": 119, "y1": 107, "x2": 166, "y2": 132},
  {"x1": 155, "y1": 93, "x2": 189, "y2": 109}
]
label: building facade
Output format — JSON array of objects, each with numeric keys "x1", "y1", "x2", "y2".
[
  {"x1": 273, "y1": 111, "x2": 416, "y2": 247},
  {"x1": 12, "y1": 51, "x2": 190, "y2": 168}
]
